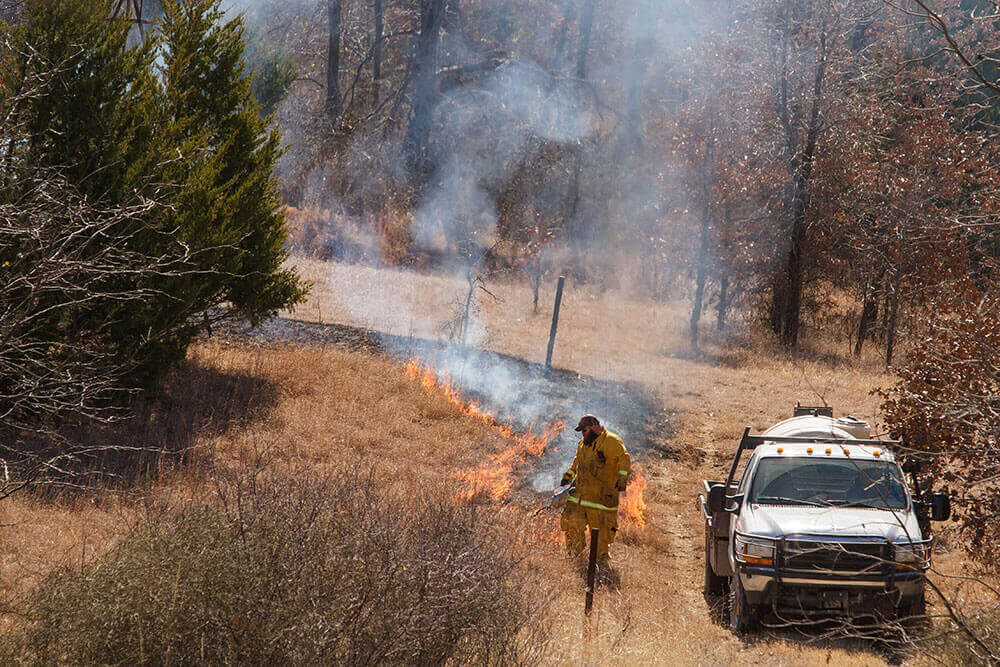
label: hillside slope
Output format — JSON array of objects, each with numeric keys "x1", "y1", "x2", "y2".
[
  {"x1": 286, "y1": 259, "x2": 922, "y2": 664},
  {"x1": 4, "y1": 259, "x2": 978, "y2": 663}
]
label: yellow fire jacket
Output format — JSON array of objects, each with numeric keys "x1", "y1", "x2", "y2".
[{"x1": 564, "y1": 429, "x2": 631, "y2": 511}]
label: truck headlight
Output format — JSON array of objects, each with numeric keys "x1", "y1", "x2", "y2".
[
  {"x1": 894, "y1": 542, "x2": 930, "y2": 570},
  {"x1": 735, "y1": 535, "x2": 775, "y2": 566}
]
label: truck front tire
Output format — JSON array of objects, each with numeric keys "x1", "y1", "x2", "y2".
[
  {"x1": 898, "y1": 590, "x2": 927, "y2": 629},
  {"x1": 728, "y1": 573, "x2": 760, "y2": 634}
]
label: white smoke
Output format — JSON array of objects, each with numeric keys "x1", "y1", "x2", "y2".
[
  {"x1": 240, "y1": 0, "x2": 715, "y2": 489},
  {"x1": 413, "y1": 61, "x2": 596, "y2": 252}
]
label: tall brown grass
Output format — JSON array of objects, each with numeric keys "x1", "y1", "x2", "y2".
[{"x1": 3, "y1": 468, "x2": 553, "y2": 665}]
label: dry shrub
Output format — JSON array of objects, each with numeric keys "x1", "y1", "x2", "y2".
[
  {"x1": 374, "y1": 207, "x2": 415, "y2": 267},
  {"x1": 879, "y1": 292, "x2": 1000, "y2": 565},
  {"x1": 919, "y1": 608, "x2": 1000, "y2": 665},
  {"x1": 284, "y1": 205, "x2": 418, "y2": 269},
  {"x1": 2, "y1": 468, "x2": 552, "y2": 666},
  {"x1": 284, "y1": 206, "x2": 382, "y2": 264}
]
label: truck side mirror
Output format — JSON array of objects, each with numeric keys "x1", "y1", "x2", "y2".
[
  {"x1": 931, "y1": 493, "x2": 951, "y2": 521},
  {"x1": 728, "y1": 493, "x2": 745, "y2": 513},
  {"x1": 708, "y1": 484, "x2": 725, "y2": 513}
]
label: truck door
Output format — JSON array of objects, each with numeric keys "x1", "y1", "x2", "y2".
[{"x1": 727, "y1": 453, "x2": 756, "y2": 572}]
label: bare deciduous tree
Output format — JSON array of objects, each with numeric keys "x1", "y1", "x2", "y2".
[
  {"x1": 404, "y1": 0, "x2": 447, "y2": 177},
  {"x1": 325, "y1": 0, "x2": 342, "y2": 119},
  {"x1": 0, "y1": 173, "x2": 240, "y2": 498},
  {"x1": 882, "y1": 0, "x2": 1000, "y2": 100}
]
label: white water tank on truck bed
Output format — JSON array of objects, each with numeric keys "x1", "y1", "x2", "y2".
[{"x1": 761, "y1": 414, "x2": 869, "y2": 440}]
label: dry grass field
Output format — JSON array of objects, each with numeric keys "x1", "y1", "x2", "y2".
[
  {"x1": 290, "y1": 259, "x2": 995, "y2": 664},
  {"x1": 2, "y1": 258, "x2": 993, "y2": 664}
]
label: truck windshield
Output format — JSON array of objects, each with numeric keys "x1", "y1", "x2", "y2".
[{"x1": 749, "y1": 458, "x2": 907, "y2": 510}]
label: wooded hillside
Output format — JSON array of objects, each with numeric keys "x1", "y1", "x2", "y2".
[{"x1": 236, "y1": 0, "x2": 995, "y2": 342}]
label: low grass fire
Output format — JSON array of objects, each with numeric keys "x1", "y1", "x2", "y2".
[
  {"x1": 404, "y1": 358, "x2": 565, "y2": 500},
  {"x1": 403, "y1": 358, "x2": 648, "y2": 529},
  {"x1": 620, "y1": 465, "x2": 648, "y2": 530}
]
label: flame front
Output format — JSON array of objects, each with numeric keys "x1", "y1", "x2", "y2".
[
  {"x1": 403, "y1": 358, "x2": 648, "y2": 528},
  {"x1": 404, "y1": 358, "x2": 565, "y2": 501},
  {"x1": 620, "y1": 465, "x2": 648, "y2": 530}
]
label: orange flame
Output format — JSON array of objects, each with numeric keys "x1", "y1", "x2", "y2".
[
  {"x1": 404, "y1": 359, "x2": 565, "y2": 501},
  {"x1": 619, "y1": 466, "x2": 648, "y2": 530}
]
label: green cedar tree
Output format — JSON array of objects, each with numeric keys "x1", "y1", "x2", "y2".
[{"x1": 0, "y1": 0, "x2": 306, "y2": 429}]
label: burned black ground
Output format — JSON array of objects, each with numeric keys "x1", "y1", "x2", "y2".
[{"x1": 216, "y1": 315, "x2": 678, "y2": 490}]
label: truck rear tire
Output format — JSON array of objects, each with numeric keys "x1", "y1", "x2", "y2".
[
  {"x1": 704, "y1": 532, "x2": 727, "y2": 596},
  {"x1": 728, "y1": 574, "x2": 759, "y2": 634}
]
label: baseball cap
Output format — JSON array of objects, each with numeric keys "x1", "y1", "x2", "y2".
[{"x1": 574, "y1": 414, "x2": 600, "y2": 432}]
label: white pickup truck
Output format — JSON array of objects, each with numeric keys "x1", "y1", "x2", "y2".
[{"x1": 699, "y1": 407, "x2": 951, "y2": 633}]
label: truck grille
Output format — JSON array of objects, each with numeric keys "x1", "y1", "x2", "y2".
[{"x1": 782, "y1": 540, "x2": 888, "y2": 575}]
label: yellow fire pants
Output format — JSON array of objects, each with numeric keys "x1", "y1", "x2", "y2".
[{"x1": 560, "y1": 496, "x2": 618, "y2": 562}]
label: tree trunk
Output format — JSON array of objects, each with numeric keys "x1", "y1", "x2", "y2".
[
  {"x1": 773, "y1": 24, "x2": 827, "y2": 347},
  {"x1": 325, "y1": 0, "x2": 342, "y2": 120},
  {"x1": 405, "y1": 0, "x2": 446, "y2": 178},
  {"x1": 690, "y1": 205, "x2": 710, "y2": 350},
  {"x1": 562, "y1": 0, "x2": 596, "y2": 244},
  {"x1": 563, "y1": 159, "x2": 583, "y2": 240},
  {"x1": 690, "y1": 127, "x2": 716, "y2": 350},
  {"x1": 444, "y1": 0, "x2": 461, "y2": 31},
  {"x1": 372, "y1": 0, "x2": 383, "y2": 107},
  {"x1": 532, "y1": 263, "x2": 541, "y2": 314},
  {"x1": 575, "y1": 0, "x2": 596, "y2": 80},
  {"x1": 885, "y1": 287, "x2": 898, "y2": 366},
  {"x1": 461, "y1": 281, "x2": 473, "y2": 347},
  {"x1": 879, "y1": 277, "x2": 890, "y2": 335},
  {"x1": 717, "y1": 272, "x2": 729, "y2": 332},
  {"x1": 779, "y1": 200, "x2": 807, "y2": 346},
  {"x1": 551, "y1": 3, "x2": 576, "y2": 73},
  {"x1": 617, "y1": 31, "x2": 648, "y2": 162},
  {"x1": 854, "y1": 273, "x2": 880, "y2": 356}
]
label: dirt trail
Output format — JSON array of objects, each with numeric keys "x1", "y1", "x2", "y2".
[{"x1": 605, "y1": 359, "x2": 900, "y2": 665}]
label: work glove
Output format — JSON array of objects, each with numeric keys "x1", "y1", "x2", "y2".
[
  {"x1": 560, "y1": 472, "x2": 573, "y2": 487},
  {"x1": 615, "y1": 476, "x2": 628, "y2": 493}
]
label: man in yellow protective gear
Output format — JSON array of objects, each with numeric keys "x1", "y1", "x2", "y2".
[{"x1": 559, "y1": 414, "x2": 631, "y2": 572}]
